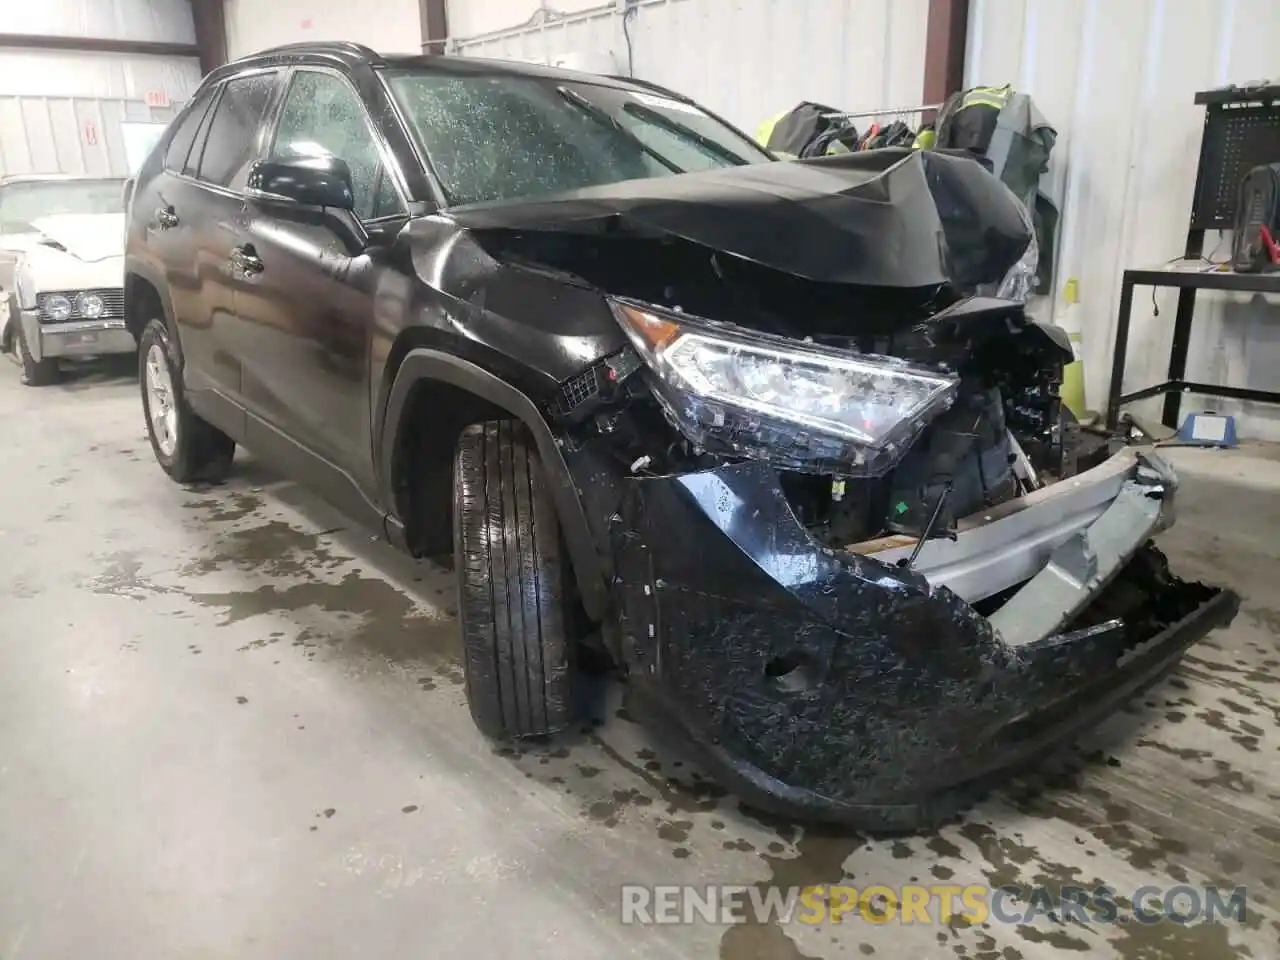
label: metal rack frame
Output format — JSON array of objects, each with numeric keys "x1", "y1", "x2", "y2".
[{"x1": 1105, "y1": 84, "x2": 1280, "y2": 431}]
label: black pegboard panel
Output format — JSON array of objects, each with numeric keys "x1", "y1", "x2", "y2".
[{"x1": 1190, "y1": 102, "x2": 1280, "y2": 229}]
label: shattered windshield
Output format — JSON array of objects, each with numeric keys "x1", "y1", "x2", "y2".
[
  {"x1": 383, "y1": 69, "x2": 772, "y2": 207},
  {"x1": 0, "y1": 179, "x2": 126, "y2": 233}
]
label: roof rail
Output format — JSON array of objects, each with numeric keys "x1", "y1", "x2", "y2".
[{"x1": 248, "y1": 40, "x2": 383, "y2": 63}]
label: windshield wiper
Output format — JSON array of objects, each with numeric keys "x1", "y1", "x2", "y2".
[
  {"x1": 555, "y1": 86, "x2": 685, "y2": 176},
  {"x1": 623, "y1": 101, "x2": 749, "y2": 167}
]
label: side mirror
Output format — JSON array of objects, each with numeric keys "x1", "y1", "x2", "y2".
[{"x1": 246, "y1": 155, "x2": 355, "y2": 210}]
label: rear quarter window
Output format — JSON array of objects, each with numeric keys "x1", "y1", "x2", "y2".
[
  {"x1": 194, "y1": 71, "x2": 279, "y2": 189},
  {"x1": 164, "y1": 86, "x2": 216, "y2": 173}
]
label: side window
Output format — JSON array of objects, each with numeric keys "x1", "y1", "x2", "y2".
[
  {"x1": 196, "y1": 72, "x2": 278, "y2": 189},
  {"x1": 271, "y1": 70, "x2": 403, "y2": 220},
  {"x1": 164, "y1": 86, "x2": 216, "y2": 172},
  {"x1": 182, "y1": 90, "x2": 218, "y2": 178}
]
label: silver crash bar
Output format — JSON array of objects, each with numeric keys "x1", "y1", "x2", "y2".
[{"x1": 850, "y1": 449, "x2": 1177, "y2": 640}]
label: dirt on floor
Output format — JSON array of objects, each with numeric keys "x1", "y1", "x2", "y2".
[{"x1": 1, "y1": 357, "x2": 1276, "y2": 959}]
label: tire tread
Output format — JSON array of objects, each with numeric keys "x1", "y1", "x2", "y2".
[{"x1": 455, "y1": 420, "x2": 571, "y2": 738}]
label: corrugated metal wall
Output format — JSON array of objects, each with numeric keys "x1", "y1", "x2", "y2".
[
  {"x1": 0, "y1": 0, "x2": 200, "y2": 176},
  {"x1": 452, "y1": 0, "x2": 930, "y2": 135},
  {"x1": 6, "y1": 0, "x2": 195, "y2": 43},
  {"x1": 968, "y1": 0, "x2": 1280, "y2": 438},
  {"x1": 224, "y1": 0, "x2": 424, "y2": 60}
]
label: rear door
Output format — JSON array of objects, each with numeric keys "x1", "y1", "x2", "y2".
[
  {"x1": 172, "y1": 68, "x2": 282, "y2": 405},
  {"x1": 135, "y1": 84, "x2": 215, "y2": 380}
]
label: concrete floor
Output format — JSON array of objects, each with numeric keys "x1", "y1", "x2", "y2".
[{"x1": 1, "y1": 356, "x2": 1278, "y2": 960}]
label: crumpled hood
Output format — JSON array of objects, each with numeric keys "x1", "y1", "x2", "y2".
[
  {"x1": 26, "y1": 213, "x2": 125, "y2": 263},
  {"x1": 444, "y1": 148, "x2": 1033, "y2": 289}
]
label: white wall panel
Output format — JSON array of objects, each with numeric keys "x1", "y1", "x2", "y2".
[
  {"x1": 0, "y1": 94, "x2": 182, "y2": 176},
  {"x1": 452, "y1": 0, "x2": 930, "y2": 134},
  {"x1": 224, "y1": 0, "x2": 424, "y2": 59},
  {"x1": 968, "y1": 0, "x2": 1280, "y2": 438},
  {"x1": 0, "y1": 0, "x2": 195, "y2": 43},
  {"x1": 0, "y1": 0, "x2": 199, "y2": 175},
  {"x1": 0, "y1": 50, "x2": 199, "y2": 101},
  {"x1": 448, "y1": 0, "x2": 605, "y2": 40}
]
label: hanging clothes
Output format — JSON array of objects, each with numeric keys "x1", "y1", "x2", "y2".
[
  {"x1": 934, "y1": 85, "x2": 1059, "y2": 294},
  {"x1": 756, "y1": 102, "x2": 860, "y2": 159}
]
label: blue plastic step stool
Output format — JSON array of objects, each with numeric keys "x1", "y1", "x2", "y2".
[{"x1": 1177, "y1": 411, "x2": 1238, "y2": 447}]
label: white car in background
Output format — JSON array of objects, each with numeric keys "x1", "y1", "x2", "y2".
[{"x1": 0, "y1": 174, "x2": 135, "y2": 386}]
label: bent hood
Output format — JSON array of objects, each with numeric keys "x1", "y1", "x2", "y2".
[
  {"x1": 444, "y1": 149, "x2": 1032, "y2": 289},
  {"x1": 26, "y1": 213, "x2": 125, "y2": 263}
]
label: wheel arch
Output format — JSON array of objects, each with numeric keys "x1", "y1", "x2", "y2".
[
  {"x1": 124, "y1": 263, "x2": 178, "y2": 362},
  {"x1": 382, "y1": 349, "x2": 608, "y2": 622},
  {"x1": 1, "y1": 294, "x2": 15, "y2": 353}
]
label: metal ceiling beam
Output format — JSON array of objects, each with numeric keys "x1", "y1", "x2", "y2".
[
  {"x1": 922, "y1": 0, "x2": 970, "y2": 119},
  {"x1": 190, "y1": 0, "x2": 228, "y2": 75},
  {"x1": 0, "y1": 33, "x2": 198, "y2": 58},
  {"x1": 419, "y1": 0, "x2": 449, "y2": 55}
]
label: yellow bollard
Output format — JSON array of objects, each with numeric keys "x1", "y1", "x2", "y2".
[{"x1": 1060, "y1": 332, "x2": 1089, "y2": 421}]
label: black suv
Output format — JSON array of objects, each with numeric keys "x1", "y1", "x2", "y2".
[{"x1": 125, "y1": 42, "x2": 1236, "y2": 828}]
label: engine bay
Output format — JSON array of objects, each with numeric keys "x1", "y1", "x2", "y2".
[{"x1": 521, "y1": 230, "x2": 1089, "y2": 551}]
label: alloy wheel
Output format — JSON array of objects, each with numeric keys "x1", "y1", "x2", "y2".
[{"x1": 145, "y1": 343, "x2": 178, "y2": 458}]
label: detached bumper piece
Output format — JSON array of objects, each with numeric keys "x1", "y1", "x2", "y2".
[{"x1": 608, "y1": 452, "x2": 1239, "y2": 830}]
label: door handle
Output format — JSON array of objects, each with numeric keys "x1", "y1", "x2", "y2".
[
  {"x1": 229, "y1": 244, "x2": 264, "y2": 276},
  {"x1": 155, "y1": 206, "x2": 179, "y2": 229}
]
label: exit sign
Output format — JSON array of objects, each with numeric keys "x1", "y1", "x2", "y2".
[{"x1": 145, "y1": 90, "x2": 170, "y2": 108}]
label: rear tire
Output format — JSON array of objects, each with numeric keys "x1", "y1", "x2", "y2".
[
  {"x1": 453, "y1": 420, "x2": 574, "y2": 739},
  {"x1": 14, "y1": 303, "x2": 59, "y2": 387},
  {"x1": 139, "y1": 318, "x2": 235, "y2": 484}
]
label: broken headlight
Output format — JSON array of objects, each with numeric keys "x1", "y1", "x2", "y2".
[{"x1": 612, "y1": 300, "x2": 958, "y2": 476}]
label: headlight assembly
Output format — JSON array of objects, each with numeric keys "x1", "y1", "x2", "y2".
[
  {"x1": 44, "y1": 294, "x2": 72, "y2": 322},
  {"x1": 78, "y1": 293, "x2": 105, "y2": 319},
  {"x1": 612, "y1": 300, "x2": 958, "y2": 476}
]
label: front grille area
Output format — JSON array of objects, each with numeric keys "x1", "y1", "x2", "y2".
[{"x1": 37, "y1": 288, "x2": 125, "y2": 324}]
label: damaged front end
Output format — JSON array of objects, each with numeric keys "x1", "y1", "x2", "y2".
[
  {"x1": 553, "y1": 310, "x2": 1237, "y2": 829},
  {"x1": 460, "y1": 150, "x2": 1240, "y2": 828}
]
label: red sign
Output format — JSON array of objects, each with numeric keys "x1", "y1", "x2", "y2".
[
  {"x1": 145, "y1": 90, "x2": 170, "y2": 108},
  {"x1": 300, "y1": 18, "x2": 313, "y2": 29},
  {"x1": 84, "y1": 122, "x2": 98, "y2": 145}
]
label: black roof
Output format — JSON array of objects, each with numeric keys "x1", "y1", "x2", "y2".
[{"x1": 215, "y1": 41, "x2": 693, "y2": 101}]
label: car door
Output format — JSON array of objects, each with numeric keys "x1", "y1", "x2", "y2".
[
  {"x1": 170, "y1": 68, "x2": 281, "y2": 406},
  {"x1": 135, "y1": 84, "x2": 216, "y2": 385},
  {"x1": 233, "y1": 66, "x2": 407, "y2": 494}
]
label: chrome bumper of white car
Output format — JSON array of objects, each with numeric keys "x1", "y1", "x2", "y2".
[{"x1": 20, "y1": 308, "x2": 136, "y2": 360}]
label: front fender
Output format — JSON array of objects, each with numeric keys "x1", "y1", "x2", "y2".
[{"x1": 380, "y1": 348, "x2": 610, "y2": 621}]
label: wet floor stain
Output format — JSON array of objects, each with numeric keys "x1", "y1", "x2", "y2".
[
  {"x1": 83, "y1": 502, "x2": 463, "y2": 683},
  {"x1": 183, "y1": 490, "x2": 267, "y2": 524},
  {"x1": 54, "y1": 455, "x2": 1280, "y2": 959},
  {"x1": 717, "y1": 817, "x2": 862, "y2": 960}
]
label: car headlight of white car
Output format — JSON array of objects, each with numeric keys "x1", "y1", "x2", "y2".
[
  {"x1": 77, "y1": 292, "x2": 105, "y2": 319},
  {"x1": 44, "y1": 294, "x2": 73, "y2": 322},
  {"x1": 611, "y1": 299, "x2": 959, "y2": 476}
]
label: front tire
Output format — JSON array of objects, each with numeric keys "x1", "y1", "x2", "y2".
[
  {"x1": 14, "y1": 304, "x2": 59, "y2": 387},
  {"x1": 453, "y1": 420, "x2": 574, "y2": 739},
  {"x1": 139, "y1": 318, "x2": 235, "y2": 484}
]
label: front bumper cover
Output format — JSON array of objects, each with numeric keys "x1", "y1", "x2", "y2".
[
  {"x1": 599, "y1": 448, "x2": 1239, "y2": 829},
  {"x1": 20, "y1": 308, "x2": 136, "y2": 360}
]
